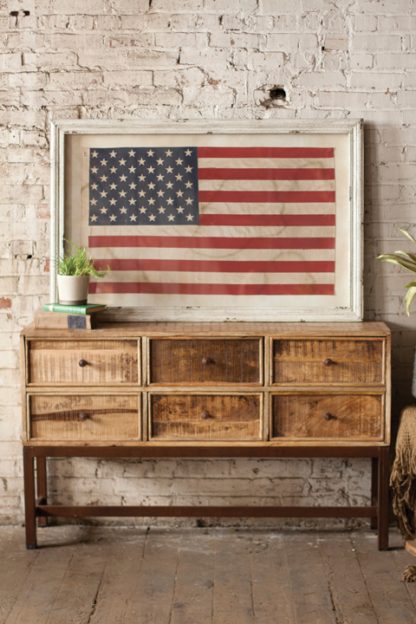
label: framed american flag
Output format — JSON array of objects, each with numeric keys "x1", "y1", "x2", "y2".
[{"x1": 50, "y1": 119, "x2": 363, "y2": 321}]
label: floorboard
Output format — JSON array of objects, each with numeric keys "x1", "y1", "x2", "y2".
[
  {"x1": 0, "y1": 531, "x2": 38, "y2": 623},
  {"x1": 392, "y1": 539, "x2": 416, "y2": 609},
  {"x1": 318, "y1": 534, "x2": 378, "y2": 624},
  {"x1": 250, "y1": 533, "x2": 296, "y2": 624},
  {"x1": 0, "y1": 526, "x2": 415, "y2": 624},
  {"x1": 88, "y1": 532, "x2": 147, "y2": 624},
  {"x1": 284, "y1": 533, "x2": 336, "y2": 624},
  {"x1": 352, "y1": 532, "x2": 416, "y2": 624},
  {"x1": 44, "y1": 543, "x2": 112, "y2": 624},
  {"x1": 4, "y1": 544, "x2": 73, "y2": 624},
  {"x1": 170, "y1": 531, "x2": 215, "y2": 624},
  {"x1": 121, "y1": 529, "x2": 179, "y2": 624},
  {"x1": 212, "y1": 532, "x2": 255, "y2": 624}
]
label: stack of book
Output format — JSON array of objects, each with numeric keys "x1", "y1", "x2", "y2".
[{"x1": 33, "y1": 303, "x2": 107, "y2": 330}]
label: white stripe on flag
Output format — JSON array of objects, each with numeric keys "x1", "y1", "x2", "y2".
[
  {"x1": 198, "y1": 157, "x2": 335, "y2": 169},
  {"x1": 90, "y1": 246, "x2": 335, "y2": 262},
  {"x1": 199, "y1": 202, "x2": 336, "y2": 214},
  {"x1": 198, "y1": 179, "x2": 336, "y2": 192},
  {"x1": 95, "y1": 271, "x2": 335, "y2": 286}
]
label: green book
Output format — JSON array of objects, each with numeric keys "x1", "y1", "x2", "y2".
[{"x1": 42, "y1": 303, "x2": 107, "y2": 315}]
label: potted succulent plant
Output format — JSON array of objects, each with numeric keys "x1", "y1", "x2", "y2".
[
  {"x1": 377, "y1": 228, "x2": 416, "y2": 316},
  {"x1": 57, "y1": 243, "x2": 107, "y2": 305}
]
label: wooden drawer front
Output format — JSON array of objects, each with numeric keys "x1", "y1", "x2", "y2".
[
  {"x1": 28, "y1": 340, "x2": 139, "y2": 385},
  {"x1": 271, "y1": 394, "x2": 383, "y2": 440},
  {"x1": 29, "y1": 394, "x2": 140, "y2": 441},
  {"x1": 149, "y1": 339, "x2": 261, "y2": 385},
  {"x1": 149, "y1": 394, "x2": 261, "y2": 440},
  {"x1": 272, "y1": 339, "x2": 384, "y2": 385}
]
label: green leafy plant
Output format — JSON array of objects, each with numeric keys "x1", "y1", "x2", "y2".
[
  {"x1": 377, "y1": 228, "x2": 416, "y2": 315},
  {"x1": 58, "y1": 243, "x2": 107, "y2": 278}
]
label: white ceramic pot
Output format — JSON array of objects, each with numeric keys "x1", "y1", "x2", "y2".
[{"x1": 57, "y1": 275, "x2": 90, "y2": 305}]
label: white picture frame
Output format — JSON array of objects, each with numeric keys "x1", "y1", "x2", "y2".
[{"x1": 50, "y1": 119, "x2": 363, "y2": 321}]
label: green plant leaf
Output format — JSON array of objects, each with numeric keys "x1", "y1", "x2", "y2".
[
  {"x1": 399, "y1": 228, "x2": 416, "y2": 244},
  {"x1": 405, "y1": 285, "x2": 416, "y2": 315},
  {"x1": 378, "y1": 227, "x2": 416, "y2": 314},
  {"x1": 377, "y1": 254, "x2": 416, "y2": 272},
  {"x1": 57, "y1": 242, "x2": 108, "y2": 277}
]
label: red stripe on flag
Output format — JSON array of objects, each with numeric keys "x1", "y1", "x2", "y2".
[
  {"x1": 93, "y1": 259, "x2": 335, "y2": 273},
  {"x1": 89, "y1": 236, "x2": 335, "y2": 250},
  {"x1": 198, "y1": 168, "x2": 335, "y2": 180},
  {"x1": 89, "y1": 282, "x2": 335, "y2": 295},
  {"x1": 198, "y1": 190, "x2": 336, "y2": 203},
  {"x1": 199, "y1": 214, "x2": 335, "y2": 227},
  {"x1": 198, "y1": 147, "x2": 335, "y2": 158}
]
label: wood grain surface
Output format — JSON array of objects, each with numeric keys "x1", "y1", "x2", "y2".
[
  {"x1": 28, "y1": 340, "x2": 139, "y2": 385},
  {"x1": 149, "y1": 393, "x2": 261, "y2": 441},
  {"x1": 0, "y1": 527, "x2": 413, "y2": 624},
  {"x1": 22, "y1": 321, "x2": 391, "y2": 338},
  {"x1": 29, "y1": 394, "x2": 140, "y2": 441},
  {"x1": 149, "y1": 338, "x2": 261, "y2": 385},
  {"x1": 272, "y1": 339, "x2": 384, "y2": 385},
  {"x1": 272, "y1": 393, "x2": 383, "y2": 440}
]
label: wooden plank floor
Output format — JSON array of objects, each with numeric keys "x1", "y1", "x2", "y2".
[{"x1": 0, "y1": 526, "x2": 415, "y2": 624}]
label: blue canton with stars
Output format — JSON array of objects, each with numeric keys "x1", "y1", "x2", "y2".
[{"x1": 89, "y1": 147, "x2": 199, "y2": 226}]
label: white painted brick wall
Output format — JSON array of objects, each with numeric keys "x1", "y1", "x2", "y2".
[{"x1": 1, "y1": 0, "x2": 415, "y2": 528}]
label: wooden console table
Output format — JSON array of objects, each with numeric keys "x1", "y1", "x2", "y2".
[{"x1": 21, "y1": 322, "x2": 391, "y2": 549}]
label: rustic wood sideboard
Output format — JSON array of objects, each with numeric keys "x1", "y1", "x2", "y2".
[{"x1": 21, "y1": 321, "x2": 391, "y2": 549}]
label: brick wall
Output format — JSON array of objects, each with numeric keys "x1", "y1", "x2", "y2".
[{"x1": 1, "y1": 0, "x2": 415, "y2": 526}]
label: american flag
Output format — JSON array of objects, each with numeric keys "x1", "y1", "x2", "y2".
[{"x1": 88, "y1": 145, "x2": 336, "y2": 301}]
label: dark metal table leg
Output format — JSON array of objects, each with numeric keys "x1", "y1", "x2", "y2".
[
  {"x1": 377, "y1": 447, "x2": 390, "y2": 550},
  {"x1": 36, "y1": 455, "x2": 48, "y2": 528},
  {"x1": 23, "y1": 448, "x2": 37, "y2": 549},
  {"x1": 371, "y1": 457, "x2": 378, "y2": 530}
]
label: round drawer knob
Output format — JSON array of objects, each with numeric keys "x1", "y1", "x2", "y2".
[
  {"x1": 324, "y1": 412, "x2": 337, "y2": 421},
  {"x1": 323, "y1": 358, "x2": 335, "y2": 366},
  {"x1": 201, "y1": 410, "x2": 212, "y2": 420},
  {"x1": 201, "y1": 357, "x2": 214, "y2": 366},
  {"x1": 78, "y1": 412, "x2": 90, "y2": 421},
  {"x1": 78, "y1": 359, "x2": 88, "y2": 368}
]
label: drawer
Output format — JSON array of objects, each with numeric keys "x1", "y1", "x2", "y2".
[
  {"x1": 149, "y1": 393, "x2": 262, "y2": 441},
  {"x1": 28, "y1": 340, "x2": 139, "y2": 385},
  {"x1": 271, "y1": 393, "x2": 384, "y2": 440},
  {"x1": 272, "y1": 339, "x2": 384, "y2": 385},
  {"x1": 149, "y1": 338, "x2": 261, "y2": 385},
  {"x1": 28, "y1": 393, "x2": 140, "y2": 441}
]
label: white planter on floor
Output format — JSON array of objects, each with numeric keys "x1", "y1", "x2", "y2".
[{"x1": 57, "y1": 275, "x2": 90, "y2": 305}]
